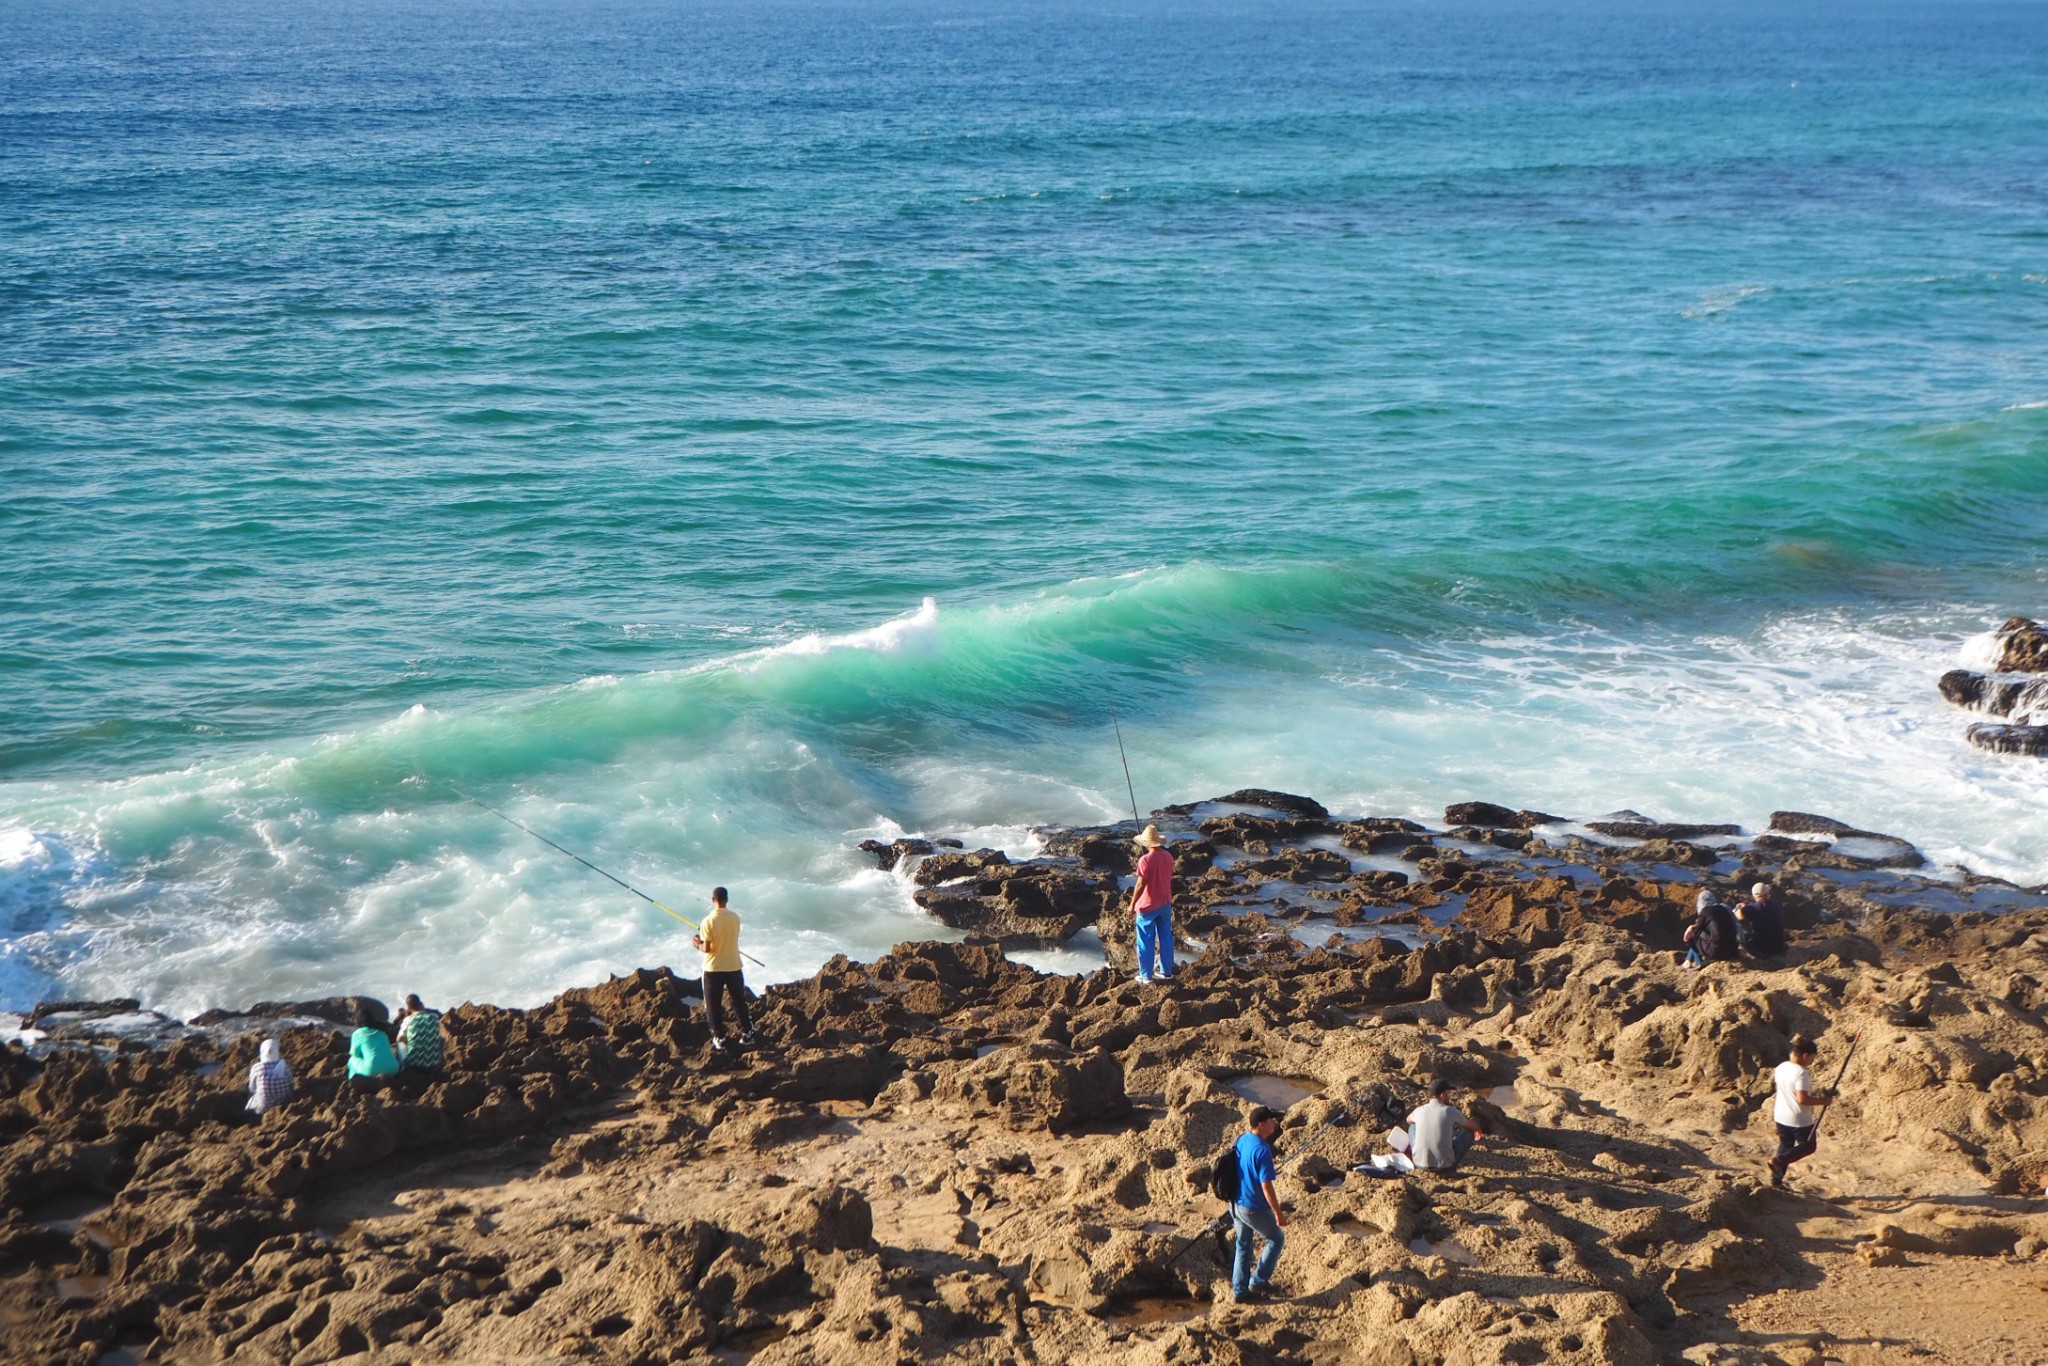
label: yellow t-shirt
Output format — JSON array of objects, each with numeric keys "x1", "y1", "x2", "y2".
[{"x1": 699, "y1": 905, "x2": 742, "y2": 974}]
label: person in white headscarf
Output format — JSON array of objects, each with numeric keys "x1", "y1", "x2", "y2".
[{"x1": 247, "y1": 1038, "x2": 294, "y2": 1115}]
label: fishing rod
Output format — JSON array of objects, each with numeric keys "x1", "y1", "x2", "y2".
[
  {"x1": 1160, "y1": 1102, "x2": 1351, "y2": 1272},
  {"x1": 447, "y1": 784, "x2": 767, "y2": 970},
  {"x1": 1810, "y1": 1027, "x2": 1863, "y2": 1141},
  {"x1": 1109, "y1": 701, "x2": 1142, "y2": 825}
]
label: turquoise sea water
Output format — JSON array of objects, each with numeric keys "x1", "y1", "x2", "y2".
[{"x1": 4, "y1": 0, "x2": 2047, "y2": 1015}]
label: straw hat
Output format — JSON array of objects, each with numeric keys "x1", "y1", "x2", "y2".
[{"x1": 1133, "y1": 824, "x2": 1166, "y2": 849}]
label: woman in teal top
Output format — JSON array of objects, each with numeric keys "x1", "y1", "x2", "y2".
[{"x1": 347, "y1": 1026, "x2": 399, "y2": 1079}]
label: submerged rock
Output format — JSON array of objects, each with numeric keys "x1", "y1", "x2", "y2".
[
  {"x1": 1444, "y1": 801, "x2": 1562, "y2": 829},
  {"x1": 1968, "y1": 722, "x2": 2048, "y2": 756},
  {"x1": 1586, "y1": 818, "x2": 1742, "y2": 841},
  {"x1": 856, "y1": 836, "x2": 935, "y2": 870}
]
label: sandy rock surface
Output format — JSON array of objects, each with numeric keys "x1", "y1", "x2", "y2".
[{"x1": 4, "y1": 793, "x2": 2046, "y2": 1365}]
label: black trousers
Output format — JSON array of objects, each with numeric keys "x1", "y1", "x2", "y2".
[
  {"x1": 1774, "y1": 1122, "x2": 1817, "y2": 1167},
  {"x1": 704, "y1": 969, "x2": 752, "y2": 1038}
]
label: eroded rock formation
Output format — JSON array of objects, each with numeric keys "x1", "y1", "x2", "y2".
[{"x1": 4, "y1": 792, "x2": 2046, "y2": 1366}]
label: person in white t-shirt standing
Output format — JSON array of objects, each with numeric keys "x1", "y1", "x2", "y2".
[{"x1": 1769, "y1": 1036, "x2": 1833, "y2": 1189}]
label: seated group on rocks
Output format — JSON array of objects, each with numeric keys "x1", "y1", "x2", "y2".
[
  {"x1": 1682, "y1": 881, "x2": 1785, "y2": 970},
  {"x1": 245, "y1": 992, "x2": 444, "y2": 1115}
]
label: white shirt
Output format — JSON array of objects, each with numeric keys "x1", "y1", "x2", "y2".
[
  {"x1": 1774, "y1": 1060, "x2": 1817, "y2": 1127},
  {"x1": 1407, "y1": 1099, "x2": 1466, "y2": 1169}
]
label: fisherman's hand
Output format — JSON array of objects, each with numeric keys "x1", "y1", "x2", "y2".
[{"x1": 1275, "y1": 1210, "x2": 1290, "y2": 1228}]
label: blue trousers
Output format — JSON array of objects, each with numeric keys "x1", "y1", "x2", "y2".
[
  {"x1": 1134, "y1": 906, "x2": 1175, "y2": 979},
  {"x1": 1231, "y1": 1202, "x2": 1283, "y2": 1297},
  {"x1": 1774, "y1": 1122, "x2": 1817, "y2": 1168}
]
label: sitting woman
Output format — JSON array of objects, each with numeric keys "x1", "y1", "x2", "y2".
[
  {"x1": 393, "y1": 994, "x2": 444, "y2": 1073},
  {"x1": 246, "y1": 1038, "x2": 295, "y2": 1114},
  {"x1": 1682, "y1": 889, "x2": 1739, "y2": 970},
  {"x1": 346, "y1": 1025, "x2": 400, "y2": 1080}
]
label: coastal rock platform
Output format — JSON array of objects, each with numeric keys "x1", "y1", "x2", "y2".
[{"x1": 4, "y1": 794, "x2": 2047, "y2": 1366}]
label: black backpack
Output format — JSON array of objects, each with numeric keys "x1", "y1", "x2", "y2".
[{"x1": 1208, "y1": 1143, "x2": 1241, "y2": 1203}]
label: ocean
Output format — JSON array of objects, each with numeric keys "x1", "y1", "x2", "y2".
[{"x1": 4, "y1": 0, "x2": 2047, "y2": 1018}]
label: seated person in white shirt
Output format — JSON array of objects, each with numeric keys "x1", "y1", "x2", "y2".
[{"x1": 1408, "y1": 1077, "x2": 1487, "y2": 1171}]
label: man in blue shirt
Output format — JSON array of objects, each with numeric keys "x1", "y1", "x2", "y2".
[{"x1": 1231, "y1": 1105, "x2": 1289, "y2": 1303}]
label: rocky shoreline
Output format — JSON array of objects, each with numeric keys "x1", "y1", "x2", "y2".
[{"x1": 4, "y1": 791, "x2": 2048, "y2": 1366}]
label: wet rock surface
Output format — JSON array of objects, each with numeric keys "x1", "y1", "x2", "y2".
[
  {"x1": 1941, "y1": 617, "x2": 2048, "y2": 757},
  {"x1": 4, "y1": 793, "x2": 2047, "y2": 1366}
]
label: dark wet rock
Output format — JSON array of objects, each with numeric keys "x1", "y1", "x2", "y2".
[
  {"x1": 1237, "y1": 848, "x2": 1353, "y2": 882},
  {"x1": 1343, "y1": 869, "x2": 1411, "y2": 897},
  {"x1": 911, "y1": 853, "x2": 1117, "y2": 947},
  {"x1": 1769, "y1": 811, "x2": 1863, "y2": 837},
  {"x1": 1197, "y1": 813, "x2": 1333, "y2": 853},
  {"x1": 914, "y1": 848, "x2": 1012, "y2": 887},
  {"x1": 1035, "y1": 827, "x2": 1136, "y2": 868},
  {"x1": 189, "y1": 996, "x2": 390, "y2": 1030},
  {"x1": 856, "y1": 837, "x2": 935, "y2": 871},
  {"x1": 24, "y1": 1000, "x2": 141, "y2": 1028},
  {"x1": 1766, "y1": 813, "x2": 1921, "y2": 853},
  {"x1": 1444, "y1": 802, "x2": 1562, "y2": 830},
  {"x1": 1160, "y1": 789, "x2": 1328, "y2": 819},
  {"x1": 1586, "y1": 820, "x2": 1742, "y2": 841},
  {"x1": 1784, "y1": 846, "x2": 1927, "y2": 873},
  {"x1": 1750, "y1": 833, "x2": 1825, "y2": 853},
  {"x1": 1968, "y1": 722, "x2": 2048, "y2": 757},
  {"x1": 1444, "y1": 801, "x2": 1518, "y2": 828},
  {"x1": 1939, "y1": 668, "x2": 1988, "y2": 708},
  {"x1": 1335, "y1": 820, "x2": 1428, "y2": 854},
  {"x1": 1216, "y1": 788, "x2": 1328, "y2": 818},
  {"x1": 1613, "y1": 839, "x2": 1719, "y2": 868},
  {"x1": 1994, "y1": 616, "x2": 2048, "y2": 673}
]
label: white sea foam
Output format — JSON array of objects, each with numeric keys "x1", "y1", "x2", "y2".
[
  {"x1": 3, "y1": 594, "x2": 2044, "y2": 1018},
  {"x1": 1956, "y1": 629, "x2": 2005, "y2": 673},
  {"x1": 755, "y1": 596, "x2": 941, "y2": 663}
]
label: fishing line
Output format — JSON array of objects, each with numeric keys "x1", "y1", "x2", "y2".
[
  {"x1": 1109, "y1": 700, "x2": 1141, "y2": 824},
  {"x1": 446, "y1": 783, "x2": 767, "y2": 970}
]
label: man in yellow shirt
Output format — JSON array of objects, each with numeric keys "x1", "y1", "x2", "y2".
[{"x1": 690, "y1": 886, "x2": 755, "y2": 1052}]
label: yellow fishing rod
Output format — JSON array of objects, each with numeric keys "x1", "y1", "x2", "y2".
[{"x1": 448, "y1": 784, "x2": 767, "y2": 970}]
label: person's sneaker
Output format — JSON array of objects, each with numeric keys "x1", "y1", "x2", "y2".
[
  {"x1": 739, "y1": 1031, "x2": 757, "y2": 1047},
  {"x1": 1233, "y1": 1286, "x2": 1264, "y2": 1305},
  {"x1": 1768, "y1": 1161, "x2": 1786, "y2": 1189},
  {"x1": 710, "y1": 1037, "x2": 729, "y2": 1053},
  {"x1": 1133, "y1": 974, "x2": 1154, "y2": 985}
]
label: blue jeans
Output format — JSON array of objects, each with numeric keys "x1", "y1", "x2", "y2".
[
  {"x1": 1231, "y1": 1202, "x2": 1283, "y2": 1297},
  {"x1": 1773, "y1": 1122, "x2": 1817, "y2": 1168},
  {"x1": 1134, "y1": 905, "x2": 1175, "y2": 979}
]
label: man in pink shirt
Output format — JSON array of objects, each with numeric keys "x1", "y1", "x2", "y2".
[{"x1": 1126, "y1": 824, "x2": 1176, "y2": 983}]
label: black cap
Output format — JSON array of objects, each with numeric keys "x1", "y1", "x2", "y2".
[
  {"x1": 1248, "y1": 1105, "x2": 1282, "y2": 1127},
  {"x1": 1430, "y1": 1077, "x2": 1455, "y2": 1096}
]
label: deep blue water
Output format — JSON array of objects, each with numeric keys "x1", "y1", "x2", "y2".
[{"x1": 4, "y1": 0, "x2": 2047, "y2": 1014}]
